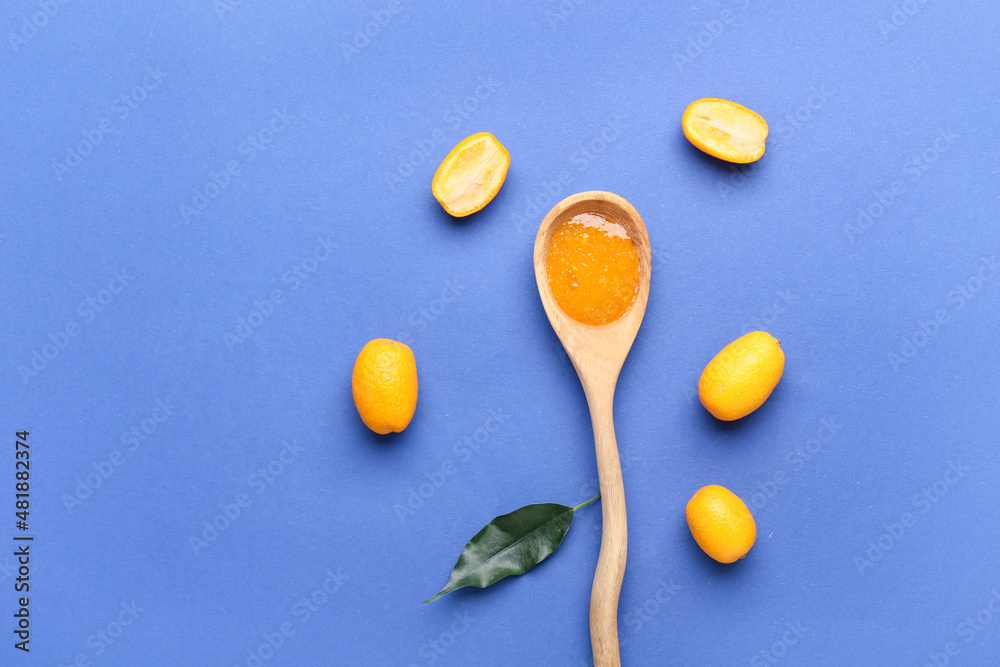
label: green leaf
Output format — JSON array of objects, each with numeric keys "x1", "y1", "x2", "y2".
[{"x1": 424, "y1": 494, "x2": 599, "y2": 603}]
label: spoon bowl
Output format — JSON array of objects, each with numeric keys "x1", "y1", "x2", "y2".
[{"x1": 533, "y1": 191, "x2": 651, "y2": 667}]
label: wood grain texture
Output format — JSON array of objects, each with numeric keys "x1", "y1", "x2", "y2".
[{"x1": 533, "y1": 191, "x2": 651, "y2": 667}]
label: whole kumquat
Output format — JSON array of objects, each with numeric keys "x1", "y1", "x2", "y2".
[
  {"x1": 686, "y1": 485, "x2": 757, "y2": 563},
  {"x1": 699, "y1": 331, "x2": 784, "y2": 421},
  {"x1": 352, "y1": 338, "x2": 418, "y2": 435}
]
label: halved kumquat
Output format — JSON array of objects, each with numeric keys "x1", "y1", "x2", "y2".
[
  {"x1": 432, "y1": 132, "x2": 510, "y2": 217},
  {"x1": 682, "y1": 98, "x2": 769, "y2": 164}
]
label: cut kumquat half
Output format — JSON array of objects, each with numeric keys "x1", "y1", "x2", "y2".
[
  {"x1": 432, "y1": 132, "x2": 510, "y2": 217},
  {"x1": 682, "y1": 98, "x2": 769, "y2": 164}
]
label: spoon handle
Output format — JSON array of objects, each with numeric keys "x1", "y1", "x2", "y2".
[{"x1": 586, "y1": 384, "x2": 627, "y2": 667}]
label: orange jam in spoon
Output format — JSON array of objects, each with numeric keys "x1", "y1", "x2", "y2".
[{"x1": 545, "y1": 212, "x2": 641, "y2": 326}]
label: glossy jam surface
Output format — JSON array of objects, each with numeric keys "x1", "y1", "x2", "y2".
[{"x1": 545, "y1": 212, "x2": 641, "y2": 326}]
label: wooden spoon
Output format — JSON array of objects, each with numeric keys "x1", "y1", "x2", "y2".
[{"x1": 533, "y1": 191, "x2": 652, "y2": 666}]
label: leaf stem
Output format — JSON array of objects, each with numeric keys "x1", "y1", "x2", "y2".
[{"x1": 573, "y1": 493, "x2": 601, "y2": 511}]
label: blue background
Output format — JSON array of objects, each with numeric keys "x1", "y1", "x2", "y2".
[{"x1": 2, "y1": 1, "x2": 999, "y2": 665}]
